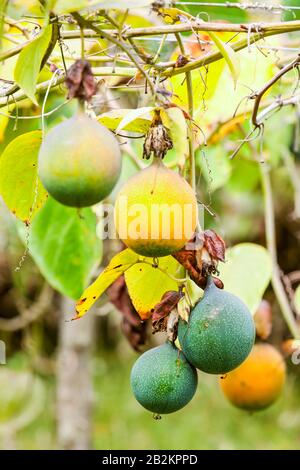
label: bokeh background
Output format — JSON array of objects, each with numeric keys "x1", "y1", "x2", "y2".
[{"x1": 0, "y1": 0, "x2": 300, "y2": 450}]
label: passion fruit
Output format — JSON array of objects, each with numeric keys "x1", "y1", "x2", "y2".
[
  {"x1": 219, "y1": 343, "x2": 286, "y2": 411},
  {"x1": 178, "y1": 277, "x2": 255, "y2": 374},
  {"x1": 114, "y1": 158, "x2": 198, "y2": 257},
  {"x1": 38, "y1": 112, "x2": 121, "y2": 207},
  {"x1": 130, "y1": 341, "x2": 198, "y2": 414}
]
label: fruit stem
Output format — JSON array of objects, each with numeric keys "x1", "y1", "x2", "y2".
[
  {"x1": 175, "y1": 33, "x2": 196, "y2": 192},
  {"x1": 260, "y1": 162, "x2": 300, "y2": 339},
  {"x1": 205, "y1": 275, "x2": 216, "y2": 290}
]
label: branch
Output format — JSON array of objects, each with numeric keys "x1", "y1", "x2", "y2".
[
  {"x1": 0, "y1": 66, "x2": 136, "y2": 108},
  {"x1": 61, "y1": 19, "x2": 300, "y2": 40},
  {"x1": 251, "y1": 54, "x2": 300, "y2": 127},
  {"x1": 0, "y1": 284, "x2": 52, "y2": 332},
  {"x1": 256, "y1": 93, "x2": 300, "y2": 124},
  {"x1": 72, "y1": 12, "x2": 156, "y2": 96}
]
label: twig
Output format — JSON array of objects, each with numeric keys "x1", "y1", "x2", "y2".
[
  {"x1": 72, "y1": 12, "x2": 156, "y2": 96},
  {"x1": 0, "y1": 284, "x2": 53, "y2": 332},
  {"x1": 175, "y1": 32, "x2": 196, "y2": 190},
  {"x1": 4, "y1": 16, "x2": 30, "y2": 39},
  {"x1": 256, "y1": 93, "x2": 300, "y2": 123},
  {"x1": 61, "y1": 20, "x2": 300, "y2": 40},
  {"x1": 251, "y1": 55, "x2": 300, "y2": 127}
]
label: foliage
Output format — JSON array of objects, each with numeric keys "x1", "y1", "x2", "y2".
[{"x1": 0, "y1": 0, "x2": 300, "y2": 445}]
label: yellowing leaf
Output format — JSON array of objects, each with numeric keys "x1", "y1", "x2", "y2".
[
  {"x1": 209, "y1": 31, "x2": 240, "y2": 88},
  {"x1": 14, "y1": 25, "x2": 52, "y2": 105},
  {"x1": 98, "y1": 109, "x2": 152, "y2": 134},
  {"x1": 0, "y1": 131, "x2": 47, "y2": 222},
  {"x1": 170, "y1": 44, "x2": 225, "y2": 117},
  {"x1": 115, "y1": 107, "x2": 154, "y2": 134},
  {"x1": 218, "y1": 243, "x2": 272, "y2": 315},
  {"x1": 75, "y1": 249, "x2": 139, "y2": 319},
  {"x1": 0, "y1": 113, "x2": 9, "y2": 142},
  {"x1": 125, "y1": 256, "x2": 182, "y2": 320}
]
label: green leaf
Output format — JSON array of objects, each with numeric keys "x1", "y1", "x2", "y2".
[
  {"x1": 98, "y1": 109, "x2": 152, "y2": 134},
  {"x1": 125, "y1": 256, "x2": 181, "y2": 320},
  {"x1": 209, "y1": 31, "x2": 240, "y2": 88},
  {"x1": 23, "y1": 197, "x2": 102, "y2": 300},
  {"x1": 0, "y1": 131, "x2": 47, "y2": 222},
  {"x1": 218, "y1": 243, "x2": 272, "y2": 315},
  {"x1": 196, "y1": 145, "x2": 232, "y2": 192},
  {"x1": 14, "y1": 25, "x2": 52, "y2": 105},
  {"x1": 294, "y1": 285, "x2": 300, "y2": 315},
  {"x1": 75, "y1": 248, "x2": 139, "y2": 319}
]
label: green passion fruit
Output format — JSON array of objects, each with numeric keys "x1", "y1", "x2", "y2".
[
  {"x1": 38, "y1": 112, "x2": 121, "y2": 207},
  {"x1": 178, "y1": 278, "x2": 255, "y2": 374},
  {"x1": 130, "y1": 341, "x2": 198, "y2": 414}
]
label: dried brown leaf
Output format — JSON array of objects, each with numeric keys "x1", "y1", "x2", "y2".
[
  {"x1": 173, "y1": 231, "x2": 225, "y2": 289},
  {"x1": 143, "y1": 109, "x2": 173, "y2": 159},
  {"x1": 152, "y1": 290, "x2": 183, "y2": 333},
  {"x1": 203, "y1": 229, "x2": 226, "y2": 262},
  {"x1": 107, "y1": 275, "x2": 147, "y2": 351},
  {"x1": 65, "y1": 59, "x2": 97, "y2": 102}
]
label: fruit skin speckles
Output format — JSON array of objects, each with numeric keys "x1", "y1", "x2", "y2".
[
  {"x1": 219, "y1": 343, "x2": 286, "y2": 411},
  {"x1": 38, "y1": 112, "x2": 121, "y2": 208},
  {"x1": 178, "y1": 277, "x2": 255, "y2": 374},
  {"x1": 130, "y1": 341, "x2": 198, "y2": 414}
]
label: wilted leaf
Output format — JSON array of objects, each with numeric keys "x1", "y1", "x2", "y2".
[
  {"x1": 294, "y1": 284, "x2": 300, "y2": 315},
  {"x1": 21, "y1": 196, "x2": 102, "y2": 300},
  {"x1": 152, "y1": 290, "x2": 183, "y2": 333},
  {"x1": 107, "y1": 275, "x2": 147, "y2": 351},
  {"x1": 254, "y1": 300, "x2": 273, "y2": 340},
  {"x1": 0, "y1": 131, "x2": 47, "y2": 222},
  {"x1": 173, "y1": 231, "x2": 225, "y2": 287},
  {"x1": 202, "y1": 229, "x2": 225, "y2": 262},
  {"x1": 14, "y1": 25, "x2": 52, "y2": 105},
  {"x1": 65, "y1": 59, "x2": 97, "y2": 101},
  {"x1": 125, "y1": 256, "x2": 181, "y2": 320},
  {"x1": 143, "y1": 109, "x2": 173, "y2": 159},
  {"x1": 98, "y1": 109, "x2": 152, "y2": 133},
  {"x1": 75, "y1": 249, "x2": 138, "y2": 319},
  {"x1": 218, "y1": 243, "x2": 272, "y2": 315}
]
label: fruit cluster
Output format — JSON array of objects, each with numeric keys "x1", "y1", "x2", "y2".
[{"x1": 37, "y1": 79, "x2": 286, "y2": 417}]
